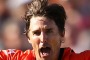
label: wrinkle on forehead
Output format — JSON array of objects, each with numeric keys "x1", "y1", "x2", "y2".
[
  {"x1": 30, "y1": 16, "x2": 55, "y2": 30},
  {"x1": 30, "y1": 16, "x2": 51, "y2": 25}
]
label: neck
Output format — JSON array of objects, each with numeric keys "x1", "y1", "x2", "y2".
[{"x1": 52, "y1": 49, "x2": 60, "y2": 60}]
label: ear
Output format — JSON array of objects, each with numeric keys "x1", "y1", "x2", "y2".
[
  {"x1": 26, "y1": 30, "x2": 31, "y2": 43},
  {"x1": 26, "y1": 30, "x2": 30, "y2": 39},
  {"x1": 28, "y1": 39, "x2": 33, "y2": 50},
  {"x1": 28, "y1": 39, "x2": 31, "y2": 44},
  {"x1": 61, "y1": 30, "x2": 65, "y2": 37},
  {"x1": 60, "y1": 30, "x2": 65, "y2": 43},
  {"x1": 27, "y1": 31, "x2": 31, "y2": 44}
]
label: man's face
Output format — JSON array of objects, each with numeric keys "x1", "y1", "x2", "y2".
[{"x1": 28, "y1": 16, "x2": 63, "y2": 60}]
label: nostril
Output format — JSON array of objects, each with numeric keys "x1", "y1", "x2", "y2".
[{"x1": 40, "y1": 38, "x2": 47, "y2": 43}]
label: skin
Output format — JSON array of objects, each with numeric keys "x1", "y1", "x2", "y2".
[{"x1": 28, "y1": 16, "x2": 64, "y2": 60}]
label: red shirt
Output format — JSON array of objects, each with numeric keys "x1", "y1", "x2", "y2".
[
  {"x1": 0, "y1": 49, "x2": 35, "y2": 60},
  {"x1": 1, "y1": 48, "x2": 90, "y2": 60},
  {"x1": 62, "y1": 48, "x2": 90, "y2": 60},
  {"x1": 0, "y1": 49, "x2": 23, "y2": 60},
  {"x1": 21, "y1": 50, "x2": 35, "y2": 60}
]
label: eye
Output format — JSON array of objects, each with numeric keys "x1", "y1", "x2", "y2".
[
  {"x1": 45, "y1": 29, "x2": 53, "y2": 34},
  {"x1": 33, "y1": 30, "x2": 41, "y2": 36}
]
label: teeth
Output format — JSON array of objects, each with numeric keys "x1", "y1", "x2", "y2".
[
  {"x1": 42, "y1": 52, "x2": 49, "y2": 56},
  {"x1": 42, "y1": 46, "x2": 46, "y2": 48}
]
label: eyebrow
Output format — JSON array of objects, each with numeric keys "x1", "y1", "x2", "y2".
[
  {"x1": 32, "y1": 29, "x2": 40, "y2": 32},
  {"x1": 45, "y1": 28, "x2": 53, "y2": 30},
  {"x1": 31, "y1": 27, "x2": 53, "y2": 31}
]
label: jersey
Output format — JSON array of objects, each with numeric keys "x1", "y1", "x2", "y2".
[
  {"x1": 62, "y1": 48, "x2": 90, "y2": 60},
  {"x1": 0, "y1": 49, "x2": 35, "y2": 60}
]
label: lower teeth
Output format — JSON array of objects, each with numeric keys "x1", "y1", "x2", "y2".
[{"x1": 43, "y1": 53, "x2": 49, "y2": 55}]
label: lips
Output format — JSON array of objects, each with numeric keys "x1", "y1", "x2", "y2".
[{"x1": 39, "y1": 47, "x2": 51, "y2": 58}]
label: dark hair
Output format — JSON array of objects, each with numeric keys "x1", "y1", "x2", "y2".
[{"x1": 25, "y1": 0, "x2": 66, "y2": 33}]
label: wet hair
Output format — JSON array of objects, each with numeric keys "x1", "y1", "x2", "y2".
[{"x1": 25, "y1": 0, "x2": 66, "y2": 33}]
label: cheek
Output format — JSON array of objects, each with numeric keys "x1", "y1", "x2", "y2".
[
  {"x1": 30, "y1": 37, "x2": 40, "y2": 49},
  {"x1": 51, "y1": 38, "x2": 60, "y2": 47},
  {"x1": 49, "y1": 35, "x2": 61, "y2": 49},
  {"x1": 49, "y1": 37, "x2": 61, "y2": 55}
]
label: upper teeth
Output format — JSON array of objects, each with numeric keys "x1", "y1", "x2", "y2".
[{"x1": 42, "y1": 46, "x2": 46, "y2": 48}]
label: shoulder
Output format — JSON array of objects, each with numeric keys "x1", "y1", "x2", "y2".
[
  {"x1": 21, "y1": 50, "x2": 36, "y2": 60},
  {"x1": 1, "y1": 49, "x2": 23, "y2": 55},
  {"x1": 0, "y1": 49, "x2": 36, "y2": 60},
  {"x1": 0, "y1": 49, "x2": 23, "y2": 60},
  {"x1": 62, "y1": 48, "x2": 90, "y2": 60},
  {"x1": 63, "y1": 47, "x2": 71, "y2": 55},
  {"x1": 80, "y1": 50, "x2": 90, "y2": 59}
]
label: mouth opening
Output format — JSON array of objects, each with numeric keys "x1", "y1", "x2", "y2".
[{"x1": 39, "y1": 47, "x2": 51, "y2": 57}]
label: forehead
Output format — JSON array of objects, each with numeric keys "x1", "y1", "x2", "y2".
[
  {"x1": 30, "y1": 16, "x2": 57, "y2": 30},
  {"x1": 30, "y1": 16, "x2": 51, "y2": 24}
]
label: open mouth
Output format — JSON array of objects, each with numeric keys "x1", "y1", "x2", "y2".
[{"x1": 39, "y1": 47, "x2": 51, "y2": 58}]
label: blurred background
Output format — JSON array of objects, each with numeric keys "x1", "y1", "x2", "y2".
[{"x1": 0, "y1": 0, "x2": 90, "y2": 53}]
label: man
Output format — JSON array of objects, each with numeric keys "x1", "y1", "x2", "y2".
[
  {"x1": 20, "y1": 0, "x2": 66, "y2": 60},
  {"x1": 0, "y1": 0, "x2": 66, "y2": 60}
]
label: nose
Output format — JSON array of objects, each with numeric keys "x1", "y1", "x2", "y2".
[{"x1": 40, "y1": 32, "x2": 47, "y2": 43}]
